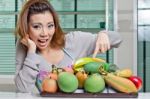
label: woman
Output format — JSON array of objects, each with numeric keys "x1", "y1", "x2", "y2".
[{"x1": 15, "y1": 0, "x2": 122, "y2": 93}]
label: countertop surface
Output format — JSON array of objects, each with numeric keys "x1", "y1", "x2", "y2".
[{"x1": 0, "y1": 92, "x2": 150, "y2": 99}]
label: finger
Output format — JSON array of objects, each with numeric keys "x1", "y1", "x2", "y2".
[
  {"x1": 21, "y1": 38, "x2": 27, "y2": 46},
  {"x1": 101, "y1": 40, "x2": 110, "y2": 53},
  {"x1": 21, "y1": 34, "x2": 29, "y2": 46},
  {"x1": 24, "y1": 34, "x2": 29, "y2": 42},
  {"x1": 104, "y1": 43, "x2": 109, "y2": 53},
  {"x1": 100, "y1": 44, "x2": 105, "y2": 53},
  {"x1": 100, "y1": 44, "x2": 107, "y2": 53},
  {"x1": 93, "y1": 44, "x2": 99, "y2": 58},
  {"x1": 25, "y1": 34, "x2": 29, "y2": 39},
  {"x1": 103, "y1": 44, "x2": 110, "y2": 53},
  {"x1": 107, "y1": 41, "x2": 110, "y2": 50}
]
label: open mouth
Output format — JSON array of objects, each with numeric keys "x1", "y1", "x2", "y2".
[{"x1": 38, "y1": 39, "x2": 49, "y2": 47}]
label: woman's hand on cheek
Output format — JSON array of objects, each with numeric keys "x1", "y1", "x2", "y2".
[
  {"x1": 21, "y1": 34, "x2": 36, "y2": 53},
  {"x1": 92, "y1": 31, "x2": 110, "y2": 58}
]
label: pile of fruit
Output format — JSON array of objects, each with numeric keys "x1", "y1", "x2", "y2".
[{"x1": 36, "y1": 57, "x2": 142, "y2": 94}]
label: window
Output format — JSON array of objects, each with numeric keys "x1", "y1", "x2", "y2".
[
  {"x1": 0, "y1": 0, "x2": 18, "y2": 74},
  {"x1": 137, "y1": 0, "x2": 150, "y2": 92}
]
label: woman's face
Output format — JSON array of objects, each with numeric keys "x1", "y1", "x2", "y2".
[{"x1": 28, "y1": 11, "x2": 55, "y2": 51}]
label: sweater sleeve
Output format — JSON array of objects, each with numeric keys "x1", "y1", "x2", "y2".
[
  {"x1": 65, "y1": 31, "x2": 122, "y2": 59},
  {"x1": 108, "y1": 31, "x2": 123, "y2": 49},
  {"x1": 14, "y1": 40, "x2": 41, "y2": 93},
  {"x1": 65, "y1": 31, "x2": 97, "y2": 59}
]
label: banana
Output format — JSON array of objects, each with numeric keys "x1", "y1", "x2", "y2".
[
  {"x1": 73, "y1": 57, "x2": 105, "y2": 72},
  {"x1": 92, "y1": 58, "x2": 106, "y2": 63},
  {"x1": 115, "y1": 69, "x2": 133, "y2": 78}
]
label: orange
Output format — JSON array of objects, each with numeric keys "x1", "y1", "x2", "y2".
[{"x1": 42, "y1": 78, "x2": 57, "y2": 93}]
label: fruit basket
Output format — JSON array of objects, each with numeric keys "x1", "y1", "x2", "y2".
[{"x1": 36, "y1": 57, "x2": 142, "y2": 98}]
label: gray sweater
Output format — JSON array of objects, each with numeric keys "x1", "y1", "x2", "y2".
[{"x1": 14, "y1": 31, "x2": 122, "y2": 93}]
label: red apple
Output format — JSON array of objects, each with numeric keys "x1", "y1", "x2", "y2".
[{"x1": 129, "y1": 76, "x2": 142, "y2": 90}]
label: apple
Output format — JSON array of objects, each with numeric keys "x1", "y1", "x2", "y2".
[{"x1": 129, "y1": 76, "x2": 142, "y2": 90}]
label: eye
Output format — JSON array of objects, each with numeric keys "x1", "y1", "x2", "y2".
[
  {"x1": 33, "y1": 25, "x2": 41, "y2": 29},
  {"x1": 48, "y1": 24, "x2": 54, "y2": 29}
]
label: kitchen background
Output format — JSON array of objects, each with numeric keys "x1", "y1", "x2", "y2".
[{"x1": 0, "y1": 0, "x2": 149, "y2": 92}]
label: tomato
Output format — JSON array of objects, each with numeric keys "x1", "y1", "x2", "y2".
[{"x1": 129, "y1": 76, "x2": 142, "y2": 90}]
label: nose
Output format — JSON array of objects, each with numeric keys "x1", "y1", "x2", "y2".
[{"x1": 40, "y1": 27, "x2": 48, "y2": 37}]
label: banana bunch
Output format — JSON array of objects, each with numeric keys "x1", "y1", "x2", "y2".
[{"x1": 73, "y1": 57, "x2": 105, "y2": 72}]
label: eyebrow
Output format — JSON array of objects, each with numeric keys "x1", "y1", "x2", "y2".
[
  {"x1": 47, "y1": 22, "x2": 54, "y2": 24},
  {"x1": 31, "y1": 22, "x2": 54, "y2": 25}
]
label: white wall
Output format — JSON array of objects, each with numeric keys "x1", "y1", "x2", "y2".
[
  {"x1": 114, "y1": 0, "x2": 137, "y2": 74},
  {"x1": 0, "y1": 75, "x2": 15, "y2": 92}
]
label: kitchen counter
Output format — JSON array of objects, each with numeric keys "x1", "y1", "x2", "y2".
[{"x1": 0, "y1": 92, "x2": 150, "y2": 99}]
